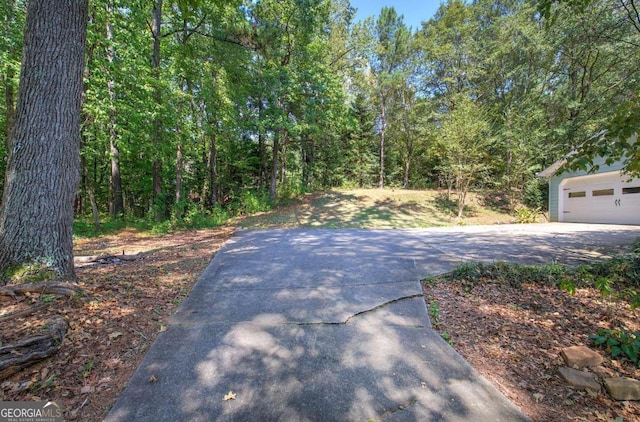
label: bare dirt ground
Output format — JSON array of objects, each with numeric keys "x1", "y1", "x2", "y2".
[
  {"x1": 1, "y1": 226, "x2": 234, "y2": 421},
  {"x1": 423, "y1": 279, "x2": 640, "y2": 421}
]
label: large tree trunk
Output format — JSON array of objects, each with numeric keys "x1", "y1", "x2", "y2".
[{"x1": 0, "y1": 0, "x2": 88, "y2": 283}]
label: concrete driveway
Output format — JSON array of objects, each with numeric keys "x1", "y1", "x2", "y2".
[{"x1": 106, "y1": 223, "x2": 640, "y2": 421}]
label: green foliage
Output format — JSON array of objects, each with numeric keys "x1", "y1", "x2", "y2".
[
  {"x1": 441, "y1": 252, "x2": 640, "y2": 309},
  {"x1": 590, "y1": 328, "x2": 640, "y2": 368},
  {"x1": 440, "y1": 331, "x2": 453, "y2": 346},
  {"x1": 514, "y1": 206, "x2": 541, "y2": 224},
  {"x1": 428, "y1": 300, "x2": 440, "y2": 326},
  {"x1": 1, "y1": 263, "x2": 56, "y2": 284},
  {"x1": 42, "y1": 294, "x2": 56, "y2": 303},
  {"x1": 522, "y1": 178, "x2": 548, "y2": 211},
  {"x1": 3, "y1": 0, "x2": 640, "y2": 231},
  {"x1": 231, "y1": 190, "x2": 272, "y2": 216}
]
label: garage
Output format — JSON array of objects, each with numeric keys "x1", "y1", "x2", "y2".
[
  {"x1": 559, "y1": 171, "x2": 640, "y2": 224},
  {"x1": 539, "y1": 151, "x2": 640, "y2": 225}
]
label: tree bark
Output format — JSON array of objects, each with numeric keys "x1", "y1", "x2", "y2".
[{"x1": 0, "y1": 0, "x2": 88, "y2": 283}]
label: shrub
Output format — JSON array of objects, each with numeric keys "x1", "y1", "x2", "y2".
[{"x1": 591, "y1": 328, "x2": 640, "y2": 367}]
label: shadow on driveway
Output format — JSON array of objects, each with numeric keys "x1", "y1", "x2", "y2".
[{"x1": 106, "y1": 224, "x2": 640, "y2": 421}]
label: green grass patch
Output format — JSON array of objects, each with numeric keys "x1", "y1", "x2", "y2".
[
  {"x1": 73, "y1": 206, "x2": 231, "y2": 239},
  {"x1": 239, "y1": 188, "x2": 514, "y2": 229}
]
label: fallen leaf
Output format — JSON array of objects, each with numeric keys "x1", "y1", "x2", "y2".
[
  {"x1": 81, "y1": 386, "x2": 95, "y2": 394},
  {"x1": 109, "y1": 331, "x2": 123, "y2": 339},
  {"x1": 533, "y1": 393, "x2": 544, "y2": 403},
  {"x1": 223, "y1": 391, "x2": 236, "y2": 401},
  {"x1": 149, "y1": 375, "x2": 158, "y2": 383}
]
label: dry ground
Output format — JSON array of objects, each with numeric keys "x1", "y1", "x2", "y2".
[
  {"x1": 1, "y1": 226, "x2": 234, "y2": 421},
  {"x1": 423, "y1": 279, "x2": 640, "y2": 421}
]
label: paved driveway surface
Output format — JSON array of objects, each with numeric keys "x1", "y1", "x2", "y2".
[{"x1": 106, "y1": 223, "x2": 640, "y2": 421}]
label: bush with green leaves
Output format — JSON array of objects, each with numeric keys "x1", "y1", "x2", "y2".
[
  {"x1": 514, "y1": 205, "x2": 541, "y2": 224},
  {"x1": 438, "y1": 254, "x2": 640, "y2": 309},
  {"x1": 522, "y1": 178, "x2": 548, "y2": 210},
  {"x1": 590, "y1": 328, "x2": 640, "y2": 367}
]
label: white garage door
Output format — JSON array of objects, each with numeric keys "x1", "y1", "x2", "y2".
[{"x1": 561, "y1": 171, "x2": 640, "y2": 225}]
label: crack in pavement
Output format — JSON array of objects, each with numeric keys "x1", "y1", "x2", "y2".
[{"x1": 286, "y1": 294, "x2": 425, "y2": 326}]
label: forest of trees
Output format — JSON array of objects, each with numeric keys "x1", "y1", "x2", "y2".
[{"x1": 1, "y1": 0, "x2": 639, "y2": 227}]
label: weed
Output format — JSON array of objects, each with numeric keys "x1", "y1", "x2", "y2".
[
  {"x1": 590, "y1": 328, "x2": 640, "y2": 367},
  {"x1": 30, "y1": 373, "x2": 57, "y2": 393},
  {"x1": 441, "y1": 331, "x2": 453, "y2": 346},
  {"x1": 81, "y1": 360, "x2": 95, "y2": 378},
  {"x1": 42, "y1": 294, "x2": 56, "y2": 303},
  {"x1": 428, "y1": 300, "x2": 440, "y2": 326}
]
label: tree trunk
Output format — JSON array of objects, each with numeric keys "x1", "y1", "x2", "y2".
[
  {"x1": 82, "y1": 156, "x2": 100, "y2": 234},
  {"x1": 151, "y1": 0, "x2": 166, "y2": 220},
  {"x1": 378, "y1": 93, "x2": 386, "y2": 189},
  {"x1": 0, "y1": 0, "x2": 88, "y2": 283},
  {"x1": 206, "y1": 130, "x2": 218, "y2": 209},
  {"x1": 258, "y1": 101, "x2": 267, "y2": 190},
  {"x1": 175, "y1": 133, "x2": 184, "y2": 217},
  {"x1": 106, "y1": 3, "x2": 124, "y2": 218},
  {"x1": 403, "y1": 158, "x2": 411, "y2": 189},
  {"x1": 270, "y1": 131, "x2": 280, "y2": 202},
  {"x1": 401, "y1": 89, "x2": 413, "y2": 189}
]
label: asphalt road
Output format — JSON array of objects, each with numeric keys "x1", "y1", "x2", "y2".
[{"x1": 106, "y1": 223, "x2": 640, "y2": 421}]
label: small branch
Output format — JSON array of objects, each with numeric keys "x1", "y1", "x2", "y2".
[
  {"x1": 74, "y1": 253, "x2": 139, "y2": 265},
  {"x1": 131, "y1": 329, "x2": 149, "y2": 340}
]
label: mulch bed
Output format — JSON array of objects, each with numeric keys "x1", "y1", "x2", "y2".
[{"x1": 423, "y1": 279, "x2": 640, "y2": 421}]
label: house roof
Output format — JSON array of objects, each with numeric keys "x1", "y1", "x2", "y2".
[
  {"x1": 536, "y1": 130, "x2": 607, "y2": 178},
  {"x1": 537, "y1": 157, "x2": 567, "y2": 178}
]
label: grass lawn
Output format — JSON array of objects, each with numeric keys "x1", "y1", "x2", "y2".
[{"x1": 239, "y1": 188, "x2": 517, "y2": 229}]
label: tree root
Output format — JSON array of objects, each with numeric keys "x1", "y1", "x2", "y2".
[
  {"x1": 0, "y1": 282, "x2": 85, "y2": 299},
  {"x1": 0, "y1": 317, "x2": 68, "y2": 380},
  {"x1": 0, "y1": 302, "x2": 49, "y2": 324}
]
